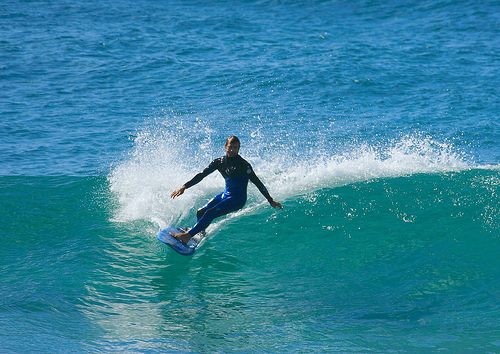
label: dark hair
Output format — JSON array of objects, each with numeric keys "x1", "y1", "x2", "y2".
[{"x1": 225, "y1": 136, "x2": 240, "y2": 146}]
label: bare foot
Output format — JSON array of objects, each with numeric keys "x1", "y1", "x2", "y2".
[{"x1": 170, "y1": 231, "x2": 192, "y2": 245}]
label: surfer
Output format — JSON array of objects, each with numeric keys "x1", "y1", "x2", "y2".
[{"x1": 170, "y1": 136, "x2": 283, "y2": 244}]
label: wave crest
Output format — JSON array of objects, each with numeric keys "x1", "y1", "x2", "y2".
[{"x1": 109, "y1": 128, "x2": 469, "y2": 227}]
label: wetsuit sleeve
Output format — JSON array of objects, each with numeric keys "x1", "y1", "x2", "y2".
[
  {"x1": 184, "y1": 159, "x2": 220, "y2": 189},
  {"x1": 248, "y1": 167, "x2": 274, "y2": 203}
]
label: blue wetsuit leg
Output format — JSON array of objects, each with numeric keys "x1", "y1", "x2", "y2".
[
  {"x1": 189, "y1": 193, "x2": 245, "y2": 236},
  {"x1": 196, "y1": 193, "x2": 224, "y2": 222}
]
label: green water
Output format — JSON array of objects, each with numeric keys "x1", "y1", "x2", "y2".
[{"x1": 1, "y1": 169, "x2": 498, "y2": 352}]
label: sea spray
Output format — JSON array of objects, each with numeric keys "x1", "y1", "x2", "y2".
[{"x1": 109, "y1": 125, "x2": 470, "y2": 231}]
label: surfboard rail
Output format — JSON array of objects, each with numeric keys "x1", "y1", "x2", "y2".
[{"x1": 157, "y1": 227, "x2": 201, "y2": 256}]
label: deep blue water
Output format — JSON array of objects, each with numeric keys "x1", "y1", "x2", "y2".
[{"x1": 1, "y1": 0, "x2": 499, "y2": 352}]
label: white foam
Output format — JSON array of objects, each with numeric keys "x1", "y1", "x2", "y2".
[
  {"x1": 108, "y1": 126, "x2": 470, "y2": 228},
  {"x1": 260, "y1": 136, "x2": 470, "y2": 201},
  {"x1": 108, "y1": 127, "x2": 223, "y2": 226}
]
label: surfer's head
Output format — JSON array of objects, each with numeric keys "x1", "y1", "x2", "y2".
[{"x1": 225, "y1": 136, "x2": 240, "y2": 157}]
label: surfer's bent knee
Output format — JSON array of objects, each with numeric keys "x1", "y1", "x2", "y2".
[{"x1": 196, "y1": 207, "x2": 205, "y2": 219}]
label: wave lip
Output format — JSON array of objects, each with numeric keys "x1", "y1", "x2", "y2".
[
  {"x1": 266, "y1": 136, "x2": 470, "y2": 200},
  {"x1": 108, "y1": 132, "x2": 473, "y2": 228}
]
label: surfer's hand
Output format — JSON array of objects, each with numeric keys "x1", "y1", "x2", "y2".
[
  {"x1": 171, "y1": 186, "x2": 186, "y2": 199},
  {"x1": 270, "y1": 201, "x2": 283, "y2": 210}
]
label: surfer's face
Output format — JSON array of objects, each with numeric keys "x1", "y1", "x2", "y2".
[{"x1": 225, "y1": 141, "x2": 240, "y2": 157}]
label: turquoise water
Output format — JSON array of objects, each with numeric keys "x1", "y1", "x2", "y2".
[{"x1": 1, "y1": 0, "x2": 499, "y2": 352}]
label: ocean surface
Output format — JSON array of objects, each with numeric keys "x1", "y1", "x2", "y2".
[{"x1": 1, "y1": 0, "x2": 499, "y2": 352}]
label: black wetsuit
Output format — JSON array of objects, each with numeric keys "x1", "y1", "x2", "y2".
[{"x1": 184, "y1": 155, "x2": 273, "y2": 236}]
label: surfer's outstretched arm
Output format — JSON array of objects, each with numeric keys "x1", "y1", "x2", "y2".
[
  {"x1": 171, "y1": 160, "x2": 219, "y2": 199},
  {"x1": 248, "y1": 170, "x2": 283, "y2": 210}
]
